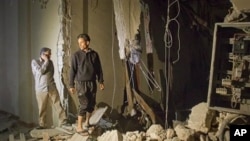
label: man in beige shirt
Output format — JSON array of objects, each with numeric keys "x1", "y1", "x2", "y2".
[{"x1": 31, "y1": 47, "x2": 69, "y2": 129}]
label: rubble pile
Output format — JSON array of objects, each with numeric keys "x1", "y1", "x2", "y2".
[
  {"x1": 97, "y1": 102, "x2": 222, "y2": 141},
  {"x1": 0, "y1": 102, "x2": 233, "y2": 141}
]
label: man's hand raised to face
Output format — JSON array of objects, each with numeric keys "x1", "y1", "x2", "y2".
[{"x1": 41, "y1": 54, "x2": 49, "y2": 61}]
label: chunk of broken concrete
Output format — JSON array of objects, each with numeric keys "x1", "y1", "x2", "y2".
[
  {"x1": 187, "y1": 102, "x2": 216, "y2": 133},
  {"x1": 174, "y1": 124, "x2": 195, "y2": 141},
  {"x1": 97, "y1": 130, "x2": 123, "y2": 141},
  {"x1": 30, "y1": 128, "x2": 65, "y2": 138}
]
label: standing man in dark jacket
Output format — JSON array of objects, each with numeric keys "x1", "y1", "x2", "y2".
[
  {"x1": 31, "y1": 47, "x2": 68, "y2": 129},
  {"x1": 69, "y1": 33, "x2": 104, "y2": 133}
]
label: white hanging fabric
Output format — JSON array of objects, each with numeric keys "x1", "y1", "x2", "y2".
[{"x1": 113, "y1": 0, "x2": 141, "y2": 59}]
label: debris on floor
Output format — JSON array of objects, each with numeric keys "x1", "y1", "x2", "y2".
[
  {"x1": 29, "y1": 128, "x2": 70, "y2": 138},
  {"x1": 0, "y1": 111, "x2": 32, "y2": 141},
  {"x1": 1, "y1": 102, "x2": 246, "y2": 141}
]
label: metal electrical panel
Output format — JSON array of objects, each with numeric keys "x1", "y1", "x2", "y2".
[{"x1": 207, "y1": 22, "x2": 250, "y2": 115}]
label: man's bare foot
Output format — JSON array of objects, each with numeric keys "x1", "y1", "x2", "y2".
[
  {"x1": 76, "y1": 127, "x2": 84, "y2": 133},
  {"x1": 76, "y1": 127, "x2": 89, "y2": 136}
]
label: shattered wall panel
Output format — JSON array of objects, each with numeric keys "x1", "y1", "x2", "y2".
[{"x1": 113, "y1": 0, "x2": 141, "y2": 59}]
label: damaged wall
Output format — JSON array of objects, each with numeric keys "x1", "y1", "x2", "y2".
[
  {"x1": 1, "y1": 0, "x2": 249, "y2": 130},
  {"x1": 66, "y1": 0, "x2": 126, "y2": 116},
  {"x1": 87, "y1": 0, "x2": 125, "y2": 109},
  {"x1": 0, "y1": 0, "x2": 125, "y2": 126},
  {"x1": 30, "y1": 0, "x2": 64, "y2": 126}
]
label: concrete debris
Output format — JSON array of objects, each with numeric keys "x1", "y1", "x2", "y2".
[
  {"x1": 89, "y1": 106, "x2": 108, "y2": 125},
  {"x1": 146, "y1": 124, "x2": 164, "y2": 135},
  {"x1": 29, "y1": 128, "x2": 65, "y2": 138},
  {"x1": 69, "y1": 133, "x2": 89, "y2": 141},
  {"x1": 42, "y1": 132, "x2": 49, "y2": 141},
  {"x1": 53, "y1": 134, "x2": 72, "y2": 140},
  {"x1": 0, "y1": 111, "x2": 26, "y2": 141},
  {"x1": 166, "y1": 128, "x2": 176, "y2": 139},
  {"x1": 0, "y1": 102, "x2": 231, "y2": 141},
  {"x1": 224, "y1": 1, "x2": 250, "y2": 22},
  {"x1": 187, "y1": 102, "x2": 216, "y2": 133},
  {"x1": 9, "y1": 134, "x2": 26, "y2": 141},
  {"x1": 60, "y1": 124, "x2": 74, "y2": 131},
  {"x1": 97, "y1": 130, "x2": 123, "y2": 141},
  {"x1": 0, "y1": 112, "x2": 17, "y2": 133},
  {"x1": 55, "y1": 127, "x2": 74, "y2": 135},
  {"x1": 199, "y1": 134, "x2": 206, "y2": 141},
  {"x1": 97, "y1": 118, "x2": 116, "y2": 129},
  {"x1": 207, "y1": 132, "x2": 217, "y2": 141},
  {"x1": 123, "y1": 131, "x2": 145, "y2": 141},
  {"x1": 174, "y1": 124, "x2": 195, "y2": 141},
  {"x1": 170, "y1": 137, "x2": 182, "y2": 141},
  {"x1": 0, "y1": 120, "x2": 16, "y2": 133},
  {"x1": 146, "y1": 124, "x2": 168, "y2": 140}
]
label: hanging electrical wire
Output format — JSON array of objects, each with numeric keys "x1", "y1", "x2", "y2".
[
  {"x1": 164, "y1": 0, "x2": 181, "y2": 64},
  {"x1": 164, "y1": 0, "x2": 181, "y2": 129},
  {"x1": 126, "y1": 36, "x2": 161, "y2": 93},
  {"x1": 139, "y1": 59, "x2": 161, "y2": 92},
  {"x1": 110, "y1": 3, "x2": 117, "y2": 112}
]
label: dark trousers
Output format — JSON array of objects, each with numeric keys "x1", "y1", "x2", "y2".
[{"x1": 76, "y1": 81, "x2": 97, "y2": 116}]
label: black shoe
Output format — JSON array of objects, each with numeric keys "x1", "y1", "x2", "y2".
[{"x1": 36, "y1": 126, "x2": 46, "y2": 129}]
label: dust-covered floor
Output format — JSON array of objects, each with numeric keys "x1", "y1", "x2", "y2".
[{"x1": 1, "y1": 102, "x2": 246, "y2": 141}]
